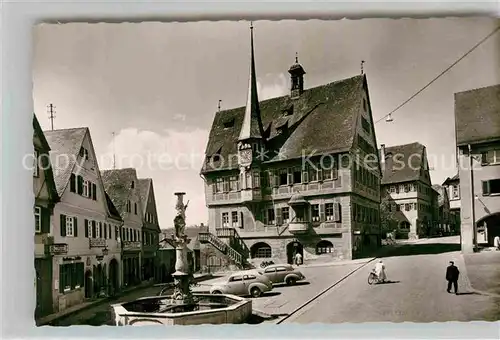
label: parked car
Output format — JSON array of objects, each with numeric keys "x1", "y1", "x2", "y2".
[
  {"x1": 258, "y1": 264, "x2": 305, "y2": 285},
  {"x1": 210, "y1": 270, "x2": 273, "y2": 298}
]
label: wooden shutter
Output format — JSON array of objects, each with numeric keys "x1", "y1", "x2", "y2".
[
  {"x1": 92, "y1": 220, "x2": 96, "y2": 238},
  {"x1": 303, "y1": 170, "x2": 309, "y2": 183},
  {"x1": 70, "y1": 174, "x2": 76, "y2": 193},
  {"x1": 276, "y1": 208, "x2": 283, "y2": 225},
  {"x1": 481, "y1": 152, "x2": 488, "y2": 165},
  {"x1": 60, "y1": 214, "x2": 66, "y2": 236},
  {"x1": 88, "y1": 182, "x2": 92, "y2": 199},
  {"x1": 84, "y1": 219, "x2": 89, "y2": 237},
  {"x1": 59, "y1": 265, "x2": 64, "y2": 292},
  {"x1": 41, "y1": 207, "x2": 50, "y2": 234},
  {"x1": 74, "y1": 217, "x2": 78, "y2": 237},
  {"x1": 109, "y1": 224, "x2": 112, "y2": 239},
  {"x1": 287, "y1": 169, "x2": 293, "y2": 185},
  {"x1": 482, "y1": 181, "x2": 490, "y2": 196},
  {"x1": 334, "y1": 203, "x2": 341, "y2": 223},
  {"x1": 319, "y1": 204, "x2": 326, "y2": 222},
  {"x1": 92, "y1": 183, "x2": 97, "y2": 200},
  {"x1": 99, "y1": 223, "x2": 103, "y2": 238},
  {"x1": 77, "y1": 176, "x2": 84, "y2": 195},
  {"x1": 353, "y1": 203, "x2": 357, "y2": 222},
  {"x1": 103, "y1": 223, "x2": 107, "y2": 239},
  {"x1": 239, "y1": 212, "x2": 244, "y2": 228}
]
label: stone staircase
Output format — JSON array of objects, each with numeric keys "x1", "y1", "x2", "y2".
[{"x1": 199, "y1": 228, "x2": 248, "y2": 268}]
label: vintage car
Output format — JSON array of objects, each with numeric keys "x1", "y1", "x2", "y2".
[
  {"x1": 258, "y1": 264, "x2": 306, "y2": 285},
  {"x1": 210, "y1": 270, "x2": 273, "y2": 298}
]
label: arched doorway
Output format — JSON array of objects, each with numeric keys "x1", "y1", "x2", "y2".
[
  {"x1": 84, "y1": 270, "x2": 92, "y2": 299},
  {"x1": 316, "y1": 240, "x2": 334, "y2": 255},
  {"x1": 286, "y1": 241, "x2": 303, "y2": 264},
  {"x1": 109, "y1": 259, "x2": 119, "y2": 296},
  {"x1": 250, "y1": 242, "x2": 272, "y2": 259},
  {"x1": 477, "y1": 213, "x2": 500, "y2": 246}
]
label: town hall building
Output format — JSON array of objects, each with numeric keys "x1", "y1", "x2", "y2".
[{"x1": 200, "y1": 25, "x2": 382, "y2": 269}]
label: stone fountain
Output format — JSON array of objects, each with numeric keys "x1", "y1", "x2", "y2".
[{"x1": 111, "y1": 193, "x2": 253, "y2": 326}]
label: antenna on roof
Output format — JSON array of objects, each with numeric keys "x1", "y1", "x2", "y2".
[
  {"x1": 218, "y1": 100, "x2": 222, "y2": 112},
  {"x1": 47, "y1": 104, "x2": 56, "y2": 130},
  {"x1": 360, "y1": 60, "x2": 365, "y2": 75},
  {"x1": 112, "y1": 132, "x2": 116, "y2": 169}
]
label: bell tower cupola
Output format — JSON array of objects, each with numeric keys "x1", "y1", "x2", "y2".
[{"x1": 288, "y1": 52, "x2": 306, "y2": 99}]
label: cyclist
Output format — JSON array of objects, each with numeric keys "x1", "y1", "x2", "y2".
[{"x1": 373, "y1": 260, "x2": 387, "y2": 282}]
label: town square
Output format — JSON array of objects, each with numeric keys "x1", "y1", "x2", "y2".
[{"x1": 29, "y1": 18, "x2": 500, "y2": 326}]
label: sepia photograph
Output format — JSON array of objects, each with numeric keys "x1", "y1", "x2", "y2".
[{"x1": 31, "y1": 17, "x2": 500, "y2": 326}]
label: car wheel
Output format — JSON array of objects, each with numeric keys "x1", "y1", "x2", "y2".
[
  {"x1": 212, "y1": 290, "x2": 222, "y2": 294},
  {"x1": 286, "y1": 277, "x2": 297, "y2": 286},
  {"x1": 250, "y1": 287, "x2": 262, "y2": 298}
]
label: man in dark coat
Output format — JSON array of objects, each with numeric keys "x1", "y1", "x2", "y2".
[{"x1": 446, "y1": 261, "x2": 460, "y2": 294}]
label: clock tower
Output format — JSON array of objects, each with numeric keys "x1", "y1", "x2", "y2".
[{"x1": 237, "y1": 23, "x2": 265, "y2": 201}]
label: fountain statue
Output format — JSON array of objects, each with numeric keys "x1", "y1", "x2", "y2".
[{"x1": 170, "y1": 192, "x2": 194, "y2": 306}]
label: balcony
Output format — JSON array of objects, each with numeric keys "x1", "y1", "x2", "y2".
[
  {"x1": 123, "y1": 241, "x2": 141, "y2": 252},
  {"x1": 206, "y1": 191, "x2": 242, "y2": 206},
  {"x1": 241, "y1": 189, "x2": 262, "y2": 203},
  {"x1": 288, "y1": 221, "x2": 310, "y2": 234}
]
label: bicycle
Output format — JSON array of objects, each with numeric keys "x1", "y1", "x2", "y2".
[{"x1": 367, "y1": 270, "x2": 385, "y2": 285}]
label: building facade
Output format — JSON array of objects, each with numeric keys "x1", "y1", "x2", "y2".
[
  {"x1": 138, "y1": 178, "x2": 161, "y2": 282},
  {"x1": 101, "y1": 168, "x2": 144, "y2": 288},
  {"x1": 454, "y1": 84, "x2": 500, "y2": 252},
  {"x1": 379, "y1": 142, "x2": 435, "y2": 239},
  {"x1": 442, "y1": 173, "x2": 461, "y2": 235},
  {"x1": 200, "y1": 26, "x2": 382, "y2": 269},
  {"x1": 44, "y1": 127, "x2": 123, "y2": 313},
  {"x1": 432, "y1": 184, "x2": 451, "y2": 235},
  {"x1": 33, "y1": 114, "x2": 59, "y2": 318}
]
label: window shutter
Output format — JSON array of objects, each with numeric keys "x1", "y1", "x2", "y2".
[
  {"x1": 287, "y1": 169, "x2": 293, "y2": 185},
  {"x1": 41, "y1": 207, "x2": 50, "y2": 234},
  {"x1": 92, "y1": 183, "x2": 97, "y2": 200},
  {"x1": 84, "y1": 219, "x2": 89, "y2": 237},
  {"x1": 77, "y1": 176, "x2": 83, "y2": 195},
  {"x1": 482, "y1": 181, "x2": 490, "y2": 196},
  {"x1": 103, "y1": 223, "x2": 107, "y2": 239},
  {"x1": 239, "y1": 212, "x2": 244, "y2": 228},
  {"x1": 109, "y1": 224, "x2": 112, "y2": 239},
  {"x1": 303, "y1": 170, "x2": 309, "y2": 183},
  {"x1": 334, "y1": 203, "x2": 341, "y2": 223},
  {"x1": 74, "y1": 217, "x2": 78, "y2": 237},
  {"x1": 70, "y1": 174, "x2": 76, "y2": 193},
  {"x1": 481, "y1": 152, "x2": 488, "y2": 165},
  {"x1": 276, "y1": 208, "x2": 283, "y2": 225},
  {"x1": 99, "y1": 223, "x2": 103, "y2": 238},
  {"x1": 92, "y1": 220, "x2": 96, "y2": 238},
  {"x1": 59, "y1": 265, "x2": 64, "y2": 292},
  {"x1": 319, "y1": 204, "x2": 326, "y2": 222},
  {"x1": 88, "y1": 182, "x2": 92, "y2": 199},
  {"x1": 59, "y1": 214, "x2": 66, "y2": 236}
]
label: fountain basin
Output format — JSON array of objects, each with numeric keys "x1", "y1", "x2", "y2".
[{"x1": 111, "y1": 293, "x2": 252, "y2": 326}]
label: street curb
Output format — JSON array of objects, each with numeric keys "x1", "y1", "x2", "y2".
[
  {"x1": 275, "y1": 257, "x2": 378, "y2": 324},
  {"x1": 459, "y1": 254, "x2": 500, "y2": 298}
]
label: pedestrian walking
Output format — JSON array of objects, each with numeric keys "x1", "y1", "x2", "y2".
[
  {"x1": 494, "y1": 235, "x2": 500, "y2": 250},
  {"x1": 294, "y1": 252, "x2": 303, "y2": 266},
  {"x1": 446, "y1": 261, "x2": 460, "y2": 294}
]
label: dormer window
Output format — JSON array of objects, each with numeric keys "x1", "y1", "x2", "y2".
[
  {"x1": 211, "y1": 146, "x2": 222, "y2": 163},
  {"x1": 131, "y1": 181, "x2": 135, "y2": 189},
  {"x1": 223, "y1": 118, "x2": 235, "y2": 129}
]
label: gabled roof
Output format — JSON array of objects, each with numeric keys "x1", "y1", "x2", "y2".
[
  {"x1": 105, "y1": 192, "x2": 122, "y2": 221},
  {"x1": 455, "y1": 84, "x2": 500, "y2": 146},
  {"x1": 138, "y1": 178, "x2": 152, "y2": 212},
  {"x1": 33, "y1": 114, "x2": 59, "y2": 202},
  {"x1": 442, "y1": 173, "x2": 459, "y2": 186},
  {"x1": 380, "y1": 142, "x2": 426, "y2": 185},
  {"x1": 43, "y1": 127, "x2": 87, "y2": 196},
  {"x1": 202, "y1": 74, "x2": 365, "y2": 173},
  {"x1": 101, "y1": 168, "x2": 138, "y2": 217}
]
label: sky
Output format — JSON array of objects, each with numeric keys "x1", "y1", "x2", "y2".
[{"x1": 32, "y1": 18, "x2": 500, "y2": 228}]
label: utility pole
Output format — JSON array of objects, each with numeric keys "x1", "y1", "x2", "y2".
[{"x1": 47, "y1": 104, "x2": 56, "y2": 130}]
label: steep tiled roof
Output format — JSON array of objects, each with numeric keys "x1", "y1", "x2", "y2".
[
  {"x1": 455, "y1": 84, "x2": 500, "y2": 146},
  {"x1": 138, "y1": 178, "x2": 152, "y2": 212},
  {"x1": 442, "y1": 173, "x2": 459, "y2": 186},
  {"x1": 432, "y1": 184, "x2": 445, "y2": 207},
  {"x1": 101, "y1": 168, "x2": 138, "y2": 217},
  {"x1": 202, "y1": 75, "x2": 365, "y2": 172},
  {"x1": 43, "y1": 127, "x2": 87, "y2": 196},
  {"x1": 380, "y1": 142, "x2": 425, "y2": 185},
  {"x1": 33, "y1": 114, "x2": 59, "y2": 202},
  {"x1": 105, "y1": 192, "x2": 122, "y2": 221}
]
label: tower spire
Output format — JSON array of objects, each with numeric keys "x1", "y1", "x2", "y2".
[{"x1": 238, "y1": 22, "x2": 264, "y2": 141}]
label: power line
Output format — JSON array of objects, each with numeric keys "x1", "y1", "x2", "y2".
[{"x1": 375, "y1": 25, "x2": 500, "y2": 125}]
